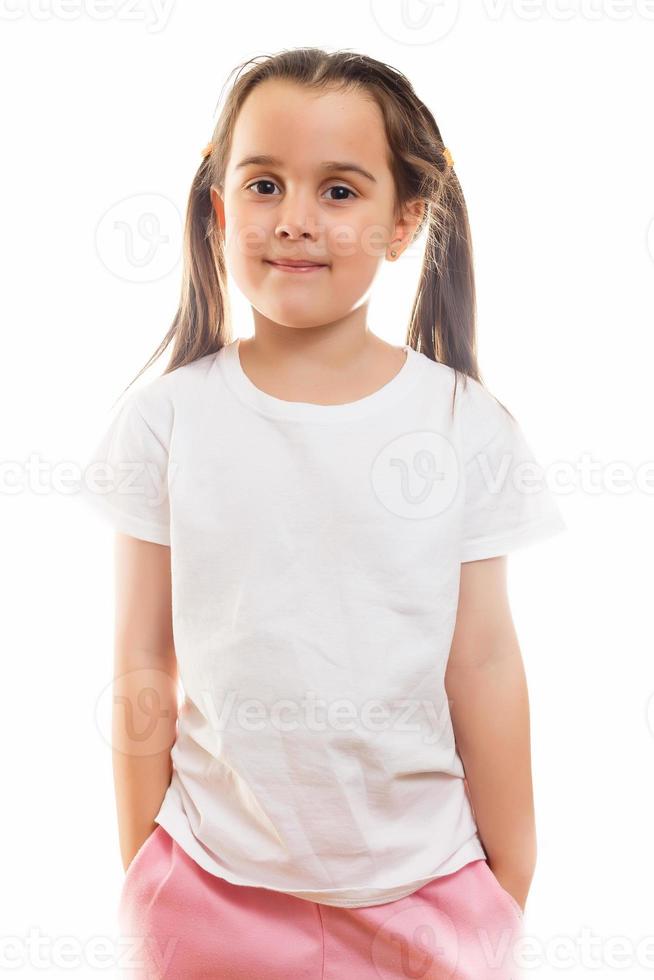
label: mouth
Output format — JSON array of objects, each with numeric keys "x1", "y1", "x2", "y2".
[{"x1": 264, "y1": 260, "x2": 329, "y2": 273}]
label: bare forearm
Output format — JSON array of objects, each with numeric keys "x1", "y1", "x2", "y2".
[
  {"x1": 112, "y1": 652, "x2": 179, "y2": 871},
  {"x1": 445, "y1": 651, "x2": 537, "y2": 905}
]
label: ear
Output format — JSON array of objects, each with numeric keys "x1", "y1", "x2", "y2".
[
  {"x1": 388, "y1": 198, "x2": 426, "y2": 258},
  {"x1": 210, "y1": 185, "x2": 226, "y2": 233}
]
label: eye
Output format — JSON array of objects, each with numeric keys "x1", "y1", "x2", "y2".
[
  {"x1": 245, "y1": 179, "x2": 280, "y2": 196},
  {"x1": 323, "y1": 185, "x2": 358, "y2": 202},
  {"x1": 244, "y1": 180, "x2": 358, "y2": 201}
]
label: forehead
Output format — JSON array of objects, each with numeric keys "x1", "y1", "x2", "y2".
[{"x1": 226, "y1": 79, "x2": 389, "y2": 176}]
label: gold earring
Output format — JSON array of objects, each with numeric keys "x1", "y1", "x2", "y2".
[{"x1": 390, "y1": 249, "x2": 397, "y2": 258}]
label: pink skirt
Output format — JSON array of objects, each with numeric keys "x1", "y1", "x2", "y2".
[{"x1": 117, "y1": 825, "x2": 523, "y2": 979}]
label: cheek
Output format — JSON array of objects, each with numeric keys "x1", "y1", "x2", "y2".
[
  {"x1": 222, "y1": 194, "x2": 275, "y2": 259},
  {"x1": 226, "y1": 241, "x2": 256, "y2": 274},
  {"x1": 326, "y1": 208, "x2": 390, "y2": 266}
]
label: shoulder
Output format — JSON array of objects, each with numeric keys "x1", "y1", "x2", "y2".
[
  {"x1": 411, "y1": 348, "x2": 458, "y2": 388},
  {"x1": 453, "y1": 374, "x2": 517, "y2": 460},
  {"x1": 120, "y1": 351, "x2": 218, "y2": 443},
  {"x1": 412, "y1": 350, "x2": 514, "y2": 450}
]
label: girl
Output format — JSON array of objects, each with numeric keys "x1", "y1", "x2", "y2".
[{"x1": 83, "y1": 47, "x2": 566, "y2": 980}]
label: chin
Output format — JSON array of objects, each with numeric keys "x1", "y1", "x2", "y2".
[{"x1": 254, "y1": 305, "x2": 341, "y2": 331}]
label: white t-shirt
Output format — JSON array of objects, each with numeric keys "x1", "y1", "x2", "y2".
[{"x1": 82, "y1": 337, "x2": 566, "y2": 908}]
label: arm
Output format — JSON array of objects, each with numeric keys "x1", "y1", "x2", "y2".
[
  {"x1": 444, "y1": 555, "x2": 536, "y2": 912},
  {"x1": 112, "y1": 532, "x2": 179, "y2": 872}
]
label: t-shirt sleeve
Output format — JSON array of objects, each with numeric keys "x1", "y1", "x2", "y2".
[
  {"x1": 81, "y1": 390, "x2": 171, "y2": 546},
  {"x1": 460, "y1": 390, "x2": 566, "y2": 563}
]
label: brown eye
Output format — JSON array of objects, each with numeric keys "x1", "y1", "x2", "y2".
[
  {"x1": 323, "y1": 186, "x2": 358, "y2": 202},
  {"x1": 245, "y1": 180, "x2": 358, "y2": 201},
  {"x1": 246, "y1": 180, "x2": 280, "y2": 196}
]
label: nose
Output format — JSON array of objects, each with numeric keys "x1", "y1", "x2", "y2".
[
  {"x1": 274, "y1": 190, "x2": 321, "y2": 243},
  {"x1": 275, "y1": 223, "x2": 315, "y2": 242}
]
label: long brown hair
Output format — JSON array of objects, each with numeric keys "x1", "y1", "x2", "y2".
[{"x1": 120, "y1": 47, "x2": 509, "y2": 419}]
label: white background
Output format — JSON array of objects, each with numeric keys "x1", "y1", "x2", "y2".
[{"x1": 1, "y1": 1, "x2": 653, "y2": 977}]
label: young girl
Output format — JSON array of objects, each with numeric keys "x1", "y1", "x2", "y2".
[{"x1": 83, "y1": 47, "x2": 566, "y2": 980}]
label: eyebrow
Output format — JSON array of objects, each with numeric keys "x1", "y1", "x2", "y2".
[{"x1": 235, "y1": 154, "x2": 377, "y2": 183}]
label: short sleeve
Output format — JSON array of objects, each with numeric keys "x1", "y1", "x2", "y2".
[
  {"x1": 81, "y1": 391, "x2": 171, "y2": 545},
  {"x1": 460, "y1": 396, "x2": 566, "y2": 563}
]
